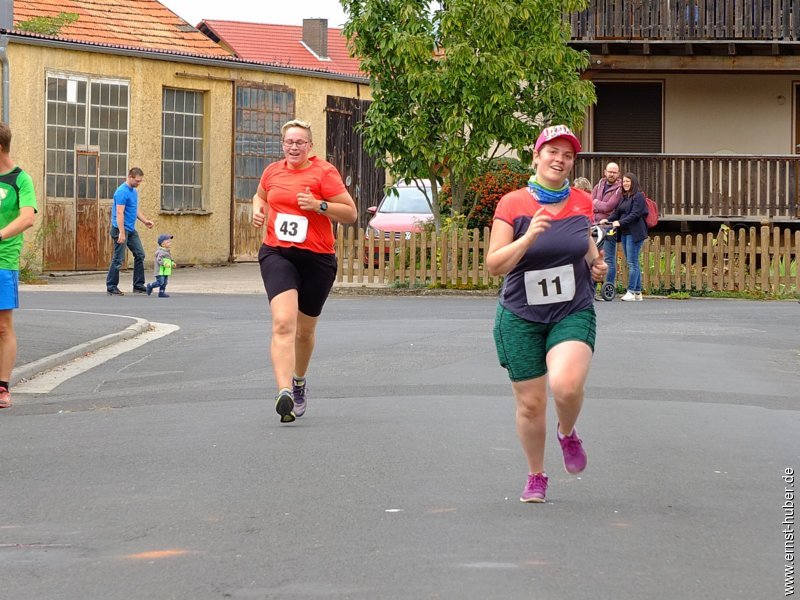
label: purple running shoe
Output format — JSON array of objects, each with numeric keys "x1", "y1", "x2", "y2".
[
  {"x1": 520, "y1": 473, "x2": 548, "y2": 503},
  {"x1": 557, "y1": 425, "x2": 587, "y2": 474},
  {"x1": 292, "y1": 377, "x2": 307, "y2": 417}
]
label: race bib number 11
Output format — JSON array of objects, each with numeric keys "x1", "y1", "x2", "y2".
[
  {"x1": 523, "y1": 264, "x2": 576, "y2": 305},
  {"x1": 275, "y1": 213, "x2": 309, "y2": 243}
]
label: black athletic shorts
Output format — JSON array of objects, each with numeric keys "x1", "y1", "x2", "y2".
[{"x1": 258, "y1": 244, "x2": 337, "y2": 317}]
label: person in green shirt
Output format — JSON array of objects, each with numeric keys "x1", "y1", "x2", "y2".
[{"x1": 0, "y1": 122, "x2": 38, "y2": 409}]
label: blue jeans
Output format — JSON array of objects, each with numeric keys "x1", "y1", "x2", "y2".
[
  {"x1": 106, "y1": 226, "x2": 146, "y2": 291},
  {"x1": 147, "y1": 274, "x2": 169, "y2": 293},
  {"x1": 622, "y1": 235, "x2": 644, "y2": 293},
  {"x1": 602, "y1": 235, "x2": 617, "y2": 285}
]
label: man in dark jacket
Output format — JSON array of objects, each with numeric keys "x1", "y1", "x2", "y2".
[{"x1": 591, "y1": 163, "x2": 622, "y2": 293}]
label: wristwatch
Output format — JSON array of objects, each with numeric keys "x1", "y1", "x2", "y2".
[{"x1": 319, "y1": 201, "x2": 328, "y2": 213}]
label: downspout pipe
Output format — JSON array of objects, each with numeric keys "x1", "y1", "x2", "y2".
[
  {"x1": 0, "y1": 44, "x2": 9, "y2": 124},
  {"x1": 0, "y1": 0, "x2": 12, "y2": 124}
]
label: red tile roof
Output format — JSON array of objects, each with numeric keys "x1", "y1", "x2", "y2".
[
  {"x1": 13, "y1": 0, "x2": 231, "y2": 57},
  {"x1": 198, "y1": 20, "x2": 364, "y2": 78}
]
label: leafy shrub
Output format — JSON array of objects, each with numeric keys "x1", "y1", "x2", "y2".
[
  {"x1": 19, "y1": 221, "x2": 56, "y2": 283},
  {"x1": 440, "y1": 158, "x2": 533, "y2": 230}
]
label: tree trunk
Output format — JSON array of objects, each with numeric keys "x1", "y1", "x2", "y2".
[
  {"x1": 427, "y1": 165, "x2": 442, "y2": 232},
  {"x1": 449, "y1": 172, "x2": 467, "y2": 217}
]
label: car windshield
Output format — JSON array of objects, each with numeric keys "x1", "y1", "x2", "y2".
[{"x1": 378, "y1": 186, "x2": 433, "y2": 214}]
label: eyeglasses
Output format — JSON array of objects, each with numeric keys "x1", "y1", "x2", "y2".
[{"x1": 282, "y1": 139, "x2": 310, "y2": 148}]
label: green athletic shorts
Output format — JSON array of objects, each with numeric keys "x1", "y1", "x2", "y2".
[{"x1": 493, "y1": 304, "x2": 596, "y2": 382}]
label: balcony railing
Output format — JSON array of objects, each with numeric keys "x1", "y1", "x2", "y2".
[
  {"x1": 574, "y1": 153, "x2": 800, "y2": 222},
  {"x1": 570, "y1": 0, "x2": 800, "y2": 41}
]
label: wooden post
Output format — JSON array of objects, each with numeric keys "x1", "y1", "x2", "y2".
[
  {"x1": 748, "y1": 227, "x2": 758, "y2": 292},
  {"x1": 471, "y1": 228, "x2": 480, "y2": 287},
  {"x1": 736, "y1": 228, "x2": 746, "y2": 292},
  {"x1": 760, "y1": 226, "x2": 770, "y2": 293},
  {"x1": 795, "y1": 231, "x2": 800, "y2": 294},
  {"x1": 346, "y1": 225, "x2": 355, "y2": 283},
  {"x1": 419, "y1": 230, "x2": 428, "y2": 285},
  {"x1": 430, "y1": 230, "x2": 438, "y2": 285}
]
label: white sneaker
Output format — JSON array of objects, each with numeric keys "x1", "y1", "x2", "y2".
[
  {"x1": 634, "y1": 292, "x2": 643, "y2": 301},
  {"x1": 620, "y1": 291, "x2": 636, "y2": 302}
]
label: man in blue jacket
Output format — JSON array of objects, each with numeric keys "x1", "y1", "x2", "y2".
[{"x1": 106, "y1": 167, "x2": 154, "y2": 296}]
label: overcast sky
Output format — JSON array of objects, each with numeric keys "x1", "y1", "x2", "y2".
[{"x1": 159, "y1": 0, "x2": 349, "y2": 27}]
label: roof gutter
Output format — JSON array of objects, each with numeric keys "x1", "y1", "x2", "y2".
[{"x1": 3, "y1": 30, "x2": 369, "y2": 85}]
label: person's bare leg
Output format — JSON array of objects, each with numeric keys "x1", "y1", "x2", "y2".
[
  {"x1": 268, "y1": 290, "x2": 299, "y2": 391},
  {"x1": 511, "y1": 376, "x2": 548, "y2": 474},
  {"x1": 294, "y1": 311, "x2": 319, "y2": 379},
  {"x1": 0, "y1": 310, "x2": 16, "y2": 408},
  {"x1": 547, "y1": 340, "x2": 593, "y2": 474},
  {"x1": 546, "y1": 341, "x2": 593, "y2": 437}
]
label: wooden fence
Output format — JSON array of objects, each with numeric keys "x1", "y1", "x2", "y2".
[{"x1": 335, "y1": 225, "x2": 800, "y2": 295}]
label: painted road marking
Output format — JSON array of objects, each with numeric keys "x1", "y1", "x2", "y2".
[
  {"x1": 14, "y1": 321, "x2": 179, "y2": 394},
  {"x1": 125, "y1": 549, "x2": 193, "y2": 560}
]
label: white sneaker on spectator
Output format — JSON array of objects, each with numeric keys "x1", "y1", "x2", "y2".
[
  {"x1": 620, "y1": 291, "x2": 636, "y2": 301},
  {"x1": 634, "y1": 292, "x2": 643, "y2": 301}
]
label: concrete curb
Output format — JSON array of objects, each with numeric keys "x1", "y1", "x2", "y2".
[{"x1": 12, "y1": 317, "x2": 151, "y2": 386}]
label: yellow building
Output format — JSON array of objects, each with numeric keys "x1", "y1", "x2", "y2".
[{"x1": 3, "y1": 1, "x2": 376, "y2": 271}]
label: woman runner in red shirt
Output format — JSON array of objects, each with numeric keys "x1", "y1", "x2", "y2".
[{"x1": 252, "y1": 119, "x2": 357, "y2": 423}]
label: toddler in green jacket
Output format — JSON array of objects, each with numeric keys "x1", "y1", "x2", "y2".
[{"x1": 146, "y1": 234, "x2": 176, "y2": 298}]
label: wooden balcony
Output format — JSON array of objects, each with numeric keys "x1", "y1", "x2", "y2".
[
  {"x1": 570, "y1": 0, "x2": 800, "y2": 41},
  {"x1": 574, "y1": 153, "x2": 800, "y2": 223}
]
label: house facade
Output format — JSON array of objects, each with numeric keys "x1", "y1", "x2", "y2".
[
  {"x1": 569, "y1": 0, "x2": 800, "y2": 231},
  {"x1": 197, "y1": 18, "x2": 385, "y2": 229},
  {"x1": 3, "y1": 1, "x2": 372, "y2": 271}
]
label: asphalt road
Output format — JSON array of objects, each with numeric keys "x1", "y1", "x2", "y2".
[{"x1": 2, "y1": 292, "x2": 798, "y2": 600}]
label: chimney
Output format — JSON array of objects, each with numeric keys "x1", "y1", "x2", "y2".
[
  {"x1": 302, "y1": 18, "x2": 328, "y2": 60},
  {"x1": 0, "y1": 0, "x2": 12, "y2": 31}
]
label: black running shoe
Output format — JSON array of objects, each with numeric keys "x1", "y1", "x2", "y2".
[{"x1": 275, "y1": 389, "x2": 295, "y2": 423}]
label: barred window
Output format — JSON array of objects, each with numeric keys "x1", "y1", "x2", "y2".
[
  {"x1": 162, "y1": 89, "x2": 204, "y2": 211},
  {"x1": 45, "y1": 73, "x2": 128, "y2": 199},
  {"x1": 234, "y1": 84, "x2": 295, "y2": 202}
]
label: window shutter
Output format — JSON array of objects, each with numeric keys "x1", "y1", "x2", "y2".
[{"x1": 593, "y1": 83, "x2": 663, "y2": 153}]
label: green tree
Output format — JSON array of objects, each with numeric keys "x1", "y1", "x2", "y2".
[
  {"x1": 17, "y1": 12, "x2": 79, "y2": 36},
  {"x1": 342, "y1": 0, "x2": 595, "y2": 230}
]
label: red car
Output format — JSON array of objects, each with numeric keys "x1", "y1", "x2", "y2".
[{"x1": 363, "y1": 183, "x2": 434, "y2": 266}]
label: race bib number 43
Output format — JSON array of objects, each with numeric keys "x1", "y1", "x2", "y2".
[
  {"x1": 523, "y1": 264, "x2": 576, "y2": 305},
  {"x1": 275, "y1": 213, "x2": 309, "y2": 243}
]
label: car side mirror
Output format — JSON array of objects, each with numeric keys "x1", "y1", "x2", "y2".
[{"x1": 367, "y1": 206, "x2": 377, "y2": 215}]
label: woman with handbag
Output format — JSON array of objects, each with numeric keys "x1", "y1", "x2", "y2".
[{"x1": 601, "y1": 172, "x2": 648, "y2": 301}]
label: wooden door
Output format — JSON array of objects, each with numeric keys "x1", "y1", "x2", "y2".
[
  {"x1": 75, "y1": 151, "x2": 101, "y2": 270},
  {"x1": 325, "y1": 96, "x2": 386, "y2": 229},
  {"x1": 231, "y1": 83, "x2": 295, "y2": 262}
]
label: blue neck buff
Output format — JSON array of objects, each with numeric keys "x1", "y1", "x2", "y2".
[{"x1": 528, "y1": 175, "x2": 570, "y2": 204}]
